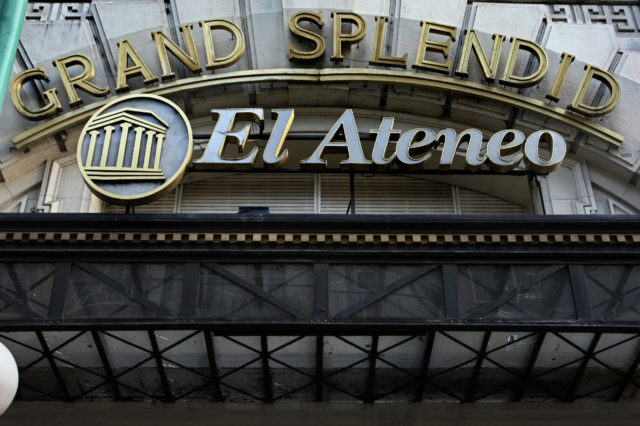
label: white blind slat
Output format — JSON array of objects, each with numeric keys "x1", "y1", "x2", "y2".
[
  {"x1": 106, "y1": 192, "x2": 176, "y2": 213},
  {"x1": 106, "y1": 173, "x2": 528, "y2": 215},
  {"x1": 180, "y1": 173, "x2": 315, "y2": 213},
  {"x1": 457, "y1": 187, "x2": 527, "y2": 214},
  {"x1": 321, "y1": 175, "x2": 455, "y2": 214}
]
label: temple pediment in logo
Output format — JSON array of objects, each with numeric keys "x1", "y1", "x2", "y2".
[{"x1": 81, "y1": 107, "x2": 168, "y2": 181}]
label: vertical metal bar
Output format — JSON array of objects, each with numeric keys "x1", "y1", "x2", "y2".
[
  {"x1": 465, "y1": 331, "x2": 491, "y2": 402},
  {"x1": 612, "y1": 337, "x2": 640, "y2": 401},
  {"x1": 315, "y1": 335, "x2": 324, "y2": 402},
  {"x1": 364, "y1": 335, "x2": 379, "y2": 403},
  {"x1": 180, "y1": 263, "x2": 200, "y2": 317},
  {"x1": 252, "y1": 264, "x2": 265, "y2": 313},
  {"x1": 527, "y1": 175, "x2": 537, "y2": 214},
  {"x1": 349, "y1": 172, "x2": 356, "y2": 214},
  {"x1": 36, "y1": 331, "x2": 71, "y2": 401},
  {"x1": 442, "y1": 265, "x2": 459, "y2": 319},
  {"x1": 603, "y1": 266, "x2": 632, "y2": 319},
  {"x1": 313, "y1": 264, "x2": 329, "y2": 319},
  {"x1": 314, "y1": 173, "x2": 321, "y2": 213},
  {"x1": 527, "y1": 175, "x2": 545, "y2": 214},
  {"x1": 130, "y1": 264, "x2": 145, "y2": 294},
  {"x1": 514, "y1": 331, "x2": 545, "y2": 401},
  {"x1": 570, "y1": 265, "x2": 592, "y2": 320},
  {"x1": 203, "y1": 330, "x2": 224, "y2": 401},
  {"x1": 147, "y1": 330, "x2": 173, "y2": 402},
  {"x1": 91, "y1": 330, "x2": 121, "y2": 401},
  {"x1": 534, "y1": 176, "x2": 547, "y2": 214},
  {"x1": 564, "y1": 332, "x2": 601, "y2": 402},
  {"x1": 48, "y1": 262, "x2": 70, "y2": 319},
  {"x1": 260, "y1": 335, "x2": 273, "y2": 403},
  {"x1": 159, "y1": 264, "x2": 179, "y2": 313},
  {"x1": 6, "y1": 264, "x2": 28, "y2": 304},
  {"x1": 414, "y1": 330, "x2": 435, "y2": 402}
]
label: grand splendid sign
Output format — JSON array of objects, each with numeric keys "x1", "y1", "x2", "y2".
[{"x1": 8, "y1": 11, "x2": 624, "y2": 204}]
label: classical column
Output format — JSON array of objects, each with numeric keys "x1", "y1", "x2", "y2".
[
  {"x1": 116, "y1": 122, "x2": 133, "y2": 168},
  {"x1": 85, "y1": 130, "x2": 100, "y2": 167},
  {"x1": 100, "y1": 125, "x2": 115, "y2": 167},
  {"x1": 154, "y1": 133, "x2": 165, "y2": 169},
  {"x1": 143, "y1": 130, "x2": 156, "y2": 169},
  {"x1": 131, "y1": 126, "x2": 145, "y2": 168}
]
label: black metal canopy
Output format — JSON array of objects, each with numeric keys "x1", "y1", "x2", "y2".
[{"x1": 0, "y1": 214, "x2": 639, "y2": 404}]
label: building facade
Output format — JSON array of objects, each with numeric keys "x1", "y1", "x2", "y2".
[{"x1": 1, "y1": 0, "x2": 640, "y2": 424}]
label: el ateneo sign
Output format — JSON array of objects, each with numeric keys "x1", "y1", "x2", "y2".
[
  {"x1": 79, "y1": 94, "x2": 565, "y2": 205},
  {"x1": 8, "y1": 11, "x2": 622, "y2": 204}
]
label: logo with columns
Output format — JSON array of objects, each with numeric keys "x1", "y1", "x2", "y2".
[{"x1": 78, "y1": 94, "x2": 192, "y2": 205}]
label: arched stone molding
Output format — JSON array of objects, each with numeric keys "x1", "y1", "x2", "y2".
[
  {"x1": 37, "y1": 154, "x2": 99, "y2": 213},
  {"x1": 538, "y1": 157, "x2": 597, "y2": 214},
  {"x1": 590, "y1": 162, "x2": 640, "y2": 213}
]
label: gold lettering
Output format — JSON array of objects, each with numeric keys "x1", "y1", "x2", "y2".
[
  {"x1": 545, "y1": 52, "x2": 575, "y2": 102},
  {"x1": 200, "y1": 20, "x2": 245, "y2": 70},
  {"x1": 370, "y1": 16, "x2": 407, "y2": 67},
  {"x1": 115, "y1": 40, "x2": 158, "y2": 92},
  {"x1": 413, "y1": 21, "x2": 456, "y2": 74},
  {"x1": 10, "y1": 67, "x2": 62, "y2": 120},
  {"x1": 330, "y1": 12, "x2": 366, "y2": 62},
  {"x1": 455, "y1": 30, "x2": 505, "y2": 81},
  {"x1": 288, "y1": 11, "x2": 325, "y2": 61},
  {"x1": 568, "y1": 65, "x2": 620, "y2": 118},
  {"x1": 53, "y1": 54, "x2": 109, "y2": 107},
  {"x1": 151, "y1": 25, "x2": 202, "y2": 80},
  {"x1": 500, "y1": 37, "x2": 548, "y2": 88},
  {"x1": 263, "y1": 109, "x2": 294, "y2": 169}
]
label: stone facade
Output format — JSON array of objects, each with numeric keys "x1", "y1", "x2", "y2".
[{"x1": 1, "y1": 0, "x2": 639, "y2": 215}]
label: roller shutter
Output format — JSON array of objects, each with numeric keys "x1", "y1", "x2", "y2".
[
  {"x1": 457, "y1": 187, "x2": 528, "y2": 214},
  {"x1": 320, "y1": 174, "x2": 455, "y2": 214},
  {"x1": 105, "y1": 192, "x2": 177, "y2": 213},
  {"x1": 179, "y1": 173, "x2": 315, "y2": 213},
  {"x1": 106, "y1": 173, "x2": 527, "y2": 214}
]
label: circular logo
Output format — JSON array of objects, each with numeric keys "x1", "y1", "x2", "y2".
[{"x1": 77, "y1": 94, "x2": 192, "y2": 205}]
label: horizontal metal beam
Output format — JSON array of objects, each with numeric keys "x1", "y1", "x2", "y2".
[
  {"x1": 2, "y1": 320, "x2": 640, "y2": 334},
  {"x1": 0, "y1": 213, "x2": 638, "y2": 235}
]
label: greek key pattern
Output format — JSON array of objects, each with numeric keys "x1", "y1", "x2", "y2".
[
  {"x1": 21, "y1": 2, "x2": 640, "y2": 31},
  {"x1": 549, "y1": 4, "x2": 640, "y2": 33},
  {"x1": 25, "y1": 2, "x2": 91, "y2": 21}
]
